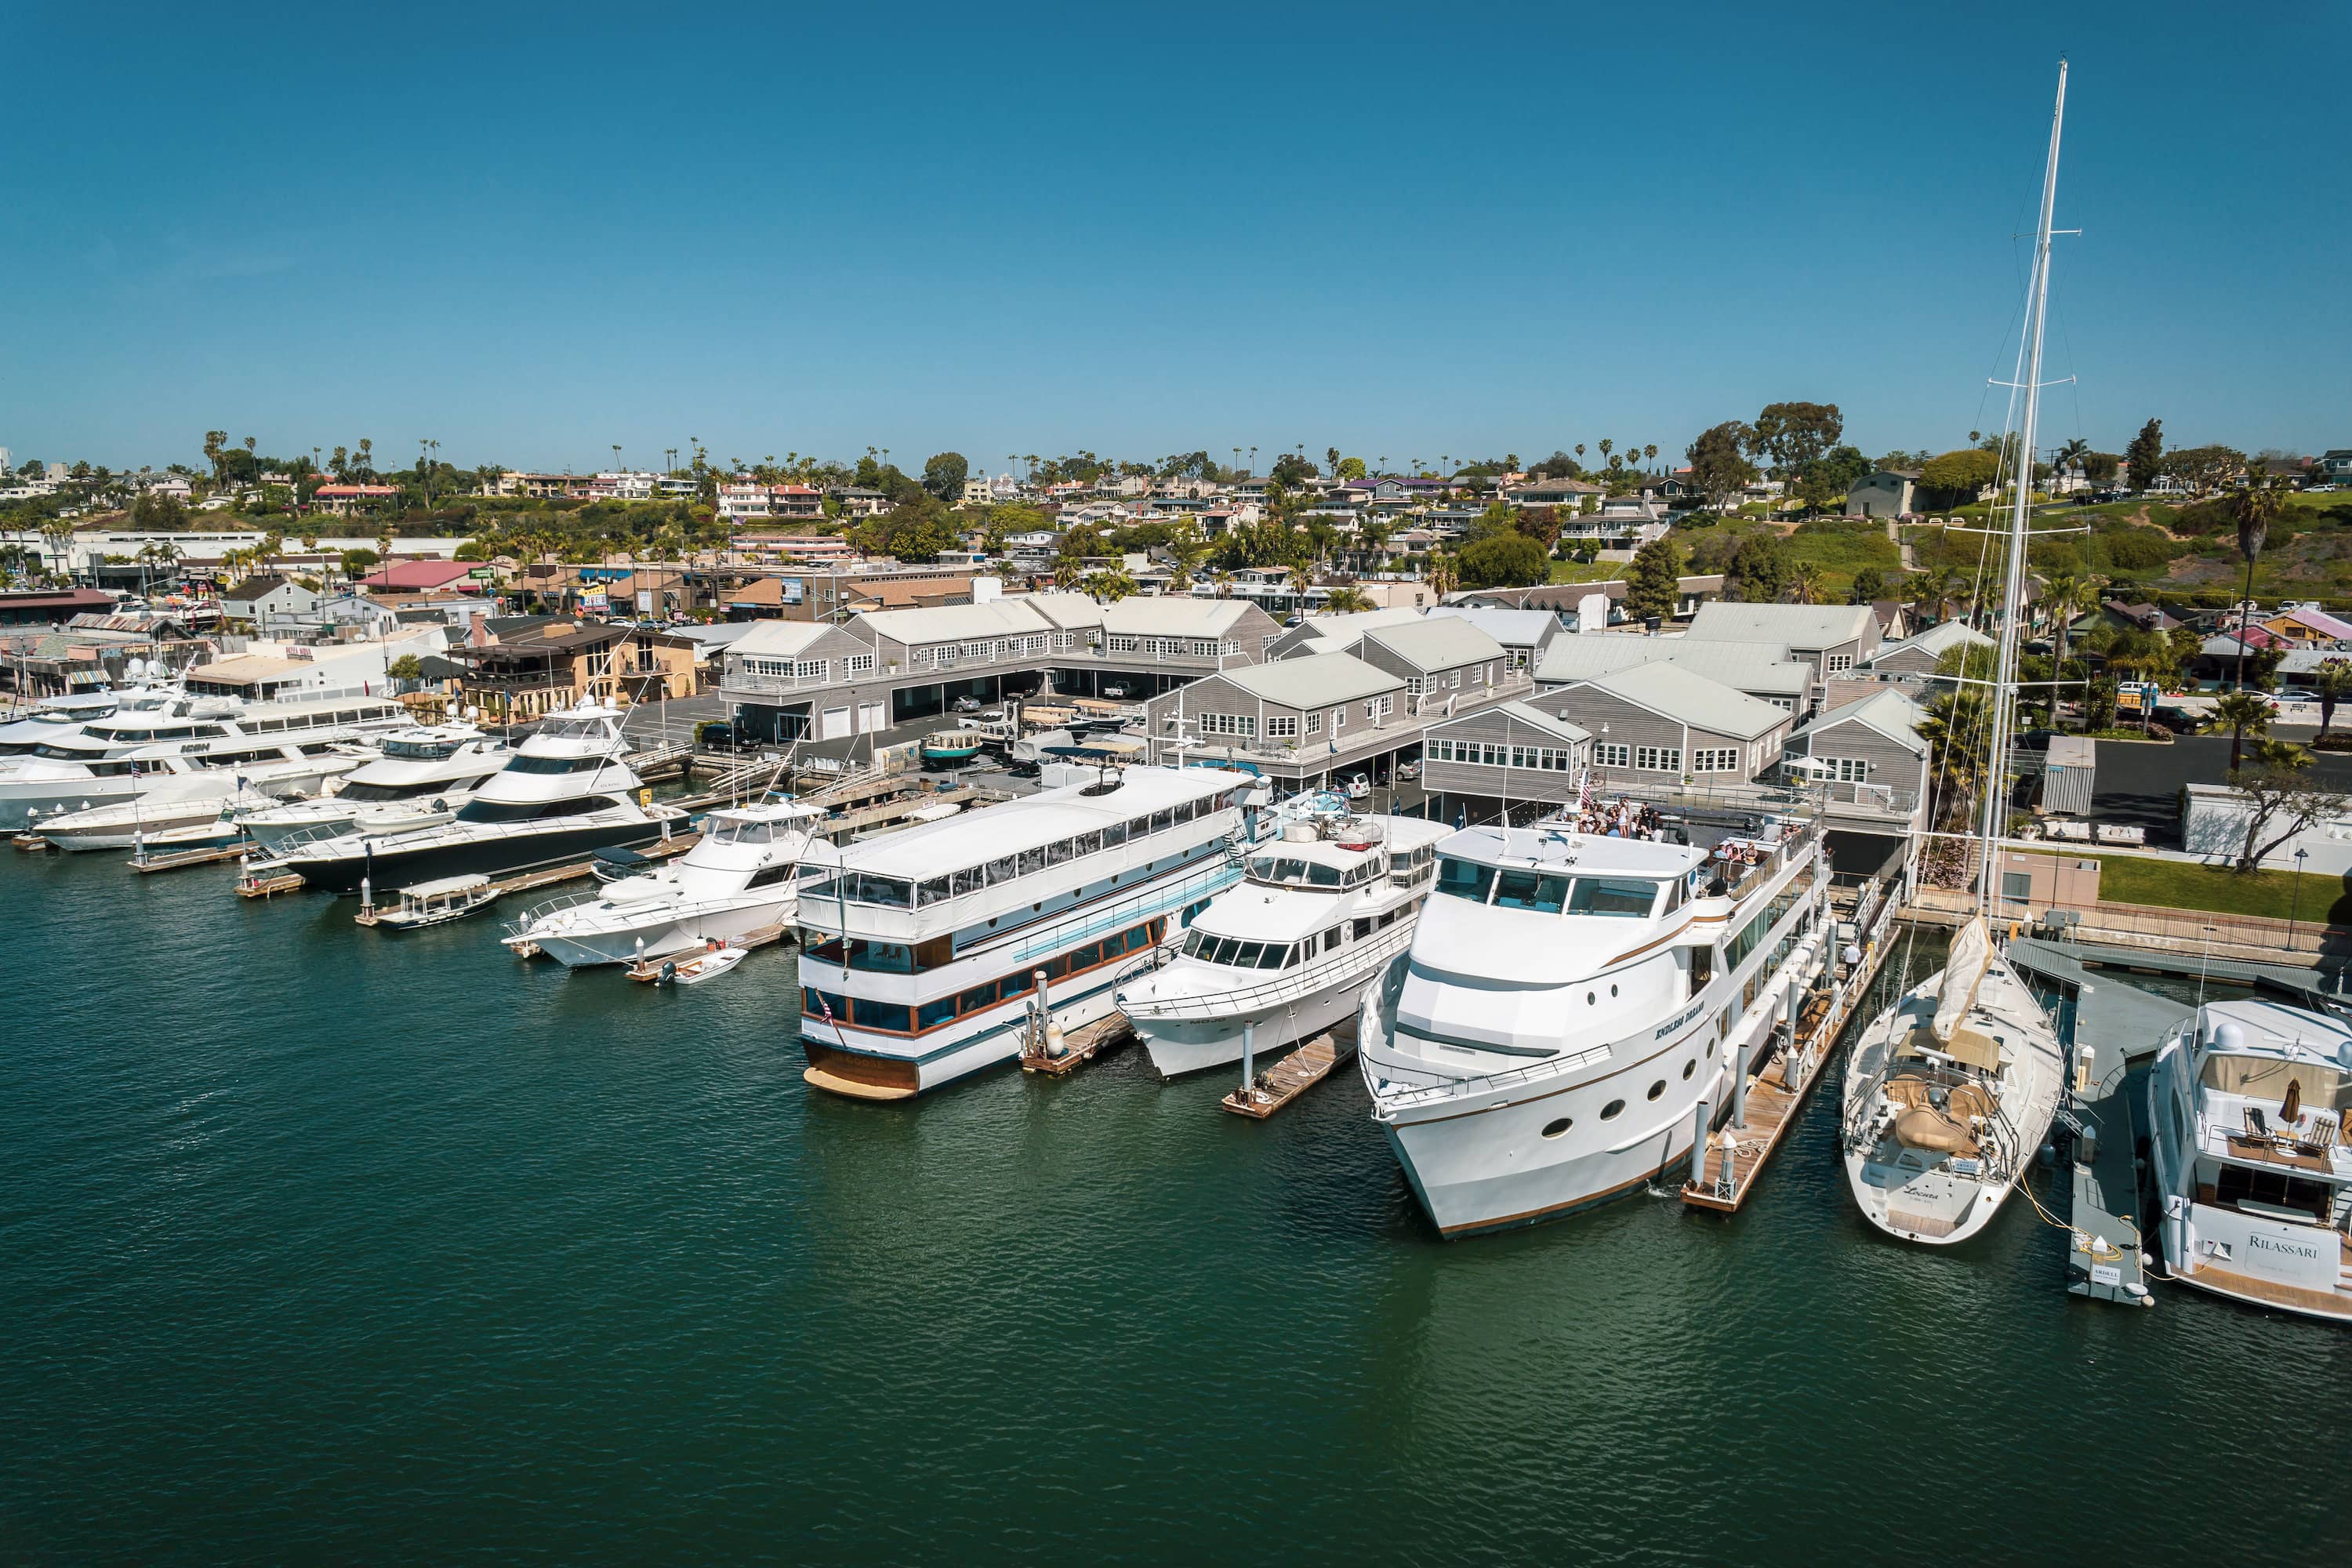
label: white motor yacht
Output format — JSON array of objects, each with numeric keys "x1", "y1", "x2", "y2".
[
  {"x1": 797, "y1": 764, "x2": 1257, "y2": 1099},
  {"x1": 501, "y1": 798, "x2": 824, "y2": 967},
  {"x1": 1119, "y1": 814, "x2": 1446, "y2": 1080},
  {"x1": 0, "y1": 681, "x2": 180, "y2": 756},
  {"x1": 3, "y1": 691, "x2": 409, "y2": 827},
  {"x1": 34, "y1": 755, "x2": 368, "y2": 851},
  {"x1": 2146, "y1": 998, "x2": 2352, "y2": 1323},
  {"x1": 268, "y1": 699, "x2": 686, "y2": 895},
  {"x1": 1359, "y1": 809, "x2": 1831, "y2": 1238},
  {"x1": 238, "y1": 725, "x2": 510, "y2": 850}
]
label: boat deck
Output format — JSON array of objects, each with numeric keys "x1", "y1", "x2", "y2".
[
  {"x1": 1683, "y1": 895, "x2": 1893, "y2": 1214},
  {"x1": 130, "y1": 841, "x2": 252, "y2": 873},
  {"x1": 1222, "y1": 1024, "x2": 1354, "y2": 1120},
  {"x1": 622, "y1": 923, "x2": 788, "y2": 980}
]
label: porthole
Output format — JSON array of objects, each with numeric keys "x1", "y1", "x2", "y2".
[
  {"x1": 1600, "y1": 1099, "x2": 1626, "y2": 1120},
  {"x1": 1541, "y1": 1117, "x2": 1573, "y2": 1139},
  {"x1": 1682, "y1": 1060, "x2": 1695, "y2": 1080},
  {"x1": 1587, "y1": 991, "x2": 1597, "y2": 1005},
  {"x1": 1647, "y1": 1080, "x2": 1666, "y2": 1101},
  {"x1": 1610, "y1": 983, "x2": 1619, "y2": 997},
  {"x1": 1707, "y1": 1039, "x2": 1715, "y2": 1058}
]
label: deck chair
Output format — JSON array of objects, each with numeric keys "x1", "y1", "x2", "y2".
[{"x1": 2245, "y1": 1105, "x2": 2270, "y2": 1138}]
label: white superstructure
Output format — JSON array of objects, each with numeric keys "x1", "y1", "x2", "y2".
[
  {"x1": 0, "y1": 691, "x2": 409, "y2": 826},
  {"x1": 238, "y1": 724, "x2": 510, "y2": 849},
  {"x1": 2147, "y1": 999, "x2": 2352, "y2": 1323},
  {"x1": 1361, "y1": 811, "x2": 1829, "y2": 1237},
  {"x1": 1120, "y1": 814, "x2": 1446, "y2": 1080},
  {"x1": 797, "y1": 764, "x2": 1255, "y2": 1099},
  {"x1": 501, "y1": 798, "x2": 823, "y2": 967}
]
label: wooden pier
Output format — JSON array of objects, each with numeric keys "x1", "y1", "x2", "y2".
[
  {"x1": 1682, "y1": 887, "x2": 1896, "y2": 1213},
  {"x1": 1019, "y1": 1010, "x2": 1131, "y2": 1076},
  {"x1": 237, "y1": 869, "x2": 307, "y2": 898},
  {"x1": 130, "y1": 840, "x2": 254, "y2": 874},
  {"x1": 1222, "y1": 1024, "x2": 1355, "y2": 1120}
]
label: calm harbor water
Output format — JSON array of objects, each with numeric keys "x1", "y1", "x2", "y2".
[{"x1": 3, "y1": 852, "x2": 2340, "y2": 1564}]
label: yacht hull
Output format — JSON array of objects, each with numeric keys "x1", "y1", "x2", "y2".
[
  {"x1": 284, "y1": 819, "x2": 673, "y2": 895},
  {"x1": 529, "y1": 895, "x2": 795, "y2": 968},
  {"x1": 1131, "y1": 978, "x2": 1361, "y2": 1080}
]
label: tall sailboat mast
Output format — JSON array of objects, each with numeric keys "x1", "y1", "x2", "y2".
[{"x1": 1975, "y1": 59, "x2": 2068, "y2": 917}]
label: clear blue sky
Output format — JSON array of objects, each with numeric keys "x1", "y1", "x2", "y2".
[{"x1": 6, "y1": 1, "x2": 2345, "y2": 477}]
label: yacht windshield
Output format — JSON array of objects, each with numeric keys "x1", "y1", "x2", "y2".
[
  {"x1": 1567, "y1": 877, "x2": 1658, "y2": 917},
  {"x1": 1436, "y1": 858, "x2": 1497, "y2": 903},
  {"x1": 537, "y1": 719, "x2": 614, "y2": 742},
  {"x1": 336, "y1": 780, "x2": 437, "y2": 803}
]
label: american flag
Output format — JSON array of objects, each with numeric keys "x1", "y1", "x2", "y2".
[
  {"x1": 811, "y1": 985, "x2": 838, "y2": 1029},
  {"x1": 1577, "y1": 765, "x2": 1593, "y2": 815}
]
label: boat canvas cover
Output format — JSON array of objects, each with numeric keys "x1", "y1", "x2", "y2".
[{"x1": 1932, "y1": 917, "x2": 1991, "y2": 1043}]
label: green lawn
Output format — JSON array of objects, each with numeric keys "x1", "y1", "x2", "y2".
[
  {"x1": 1547, "y1": 559, "x2": 1623, "y2": 584},
  {"x1": 2087, "y1": 852, "x2": 2352, "y2": 924},
  {"x1": 1784, "y1": 521, "x2": 1900, "y2": 596}
]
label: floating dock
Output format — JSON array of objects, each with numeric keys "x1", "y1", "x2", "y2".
[
  {"x1": 1222, "y1": 1023, "x2": 1355, "y2": 1120},
  {"x1": 2009, "y1": 935, "x2": 2339, "y2": 1014},
  {"x1": 1019, "y1": 1011, "x2": 1131, "y2": 1076},
  {"x1": 621, "y1": 922, "x2": 788, "y2": 980},
  {"x1": 129, "y1": 840, "x2": 254, "y2": 874},
  {"x1": 1684, "y1": 882, "x2": 1896, "y2": 1212}
]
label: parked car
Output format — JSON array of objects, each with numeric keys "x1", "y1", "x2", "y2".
[
  {"x1": 1396, "y1": 760, "x2": 1423, "y2": 781},
  {"x1": 1005, "y1": 758, "x2": 1042, "y2": 779},
  {"x1": 696, "y1": 720, "x2": 739, "y2": 751},
  {"x1": 1343, "y1": 773, "x2": 1371, "y2": 801},
  {"x1": 951, "y1": 696, "x2": 980, "y2": 713}
]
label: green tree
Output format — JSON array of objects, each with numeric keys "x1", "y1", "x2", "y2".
[
  {"x1": 340, "y1": 547, "x2": 380, "y2": 579},
  {"x1": 387, "y1": 654, "x2": 425, "y2": 681},
  {"x1": 921, "y1": 452, "x2": 969, "y2": 504},
  {"x1": 1322, "y1": 586, "x2": 1374, "y2": 613},
  {"x1": 1847, "y1": 565, "x2": 1888, "y2": 605},
  {"x1": 2209, "y1": 688, "x2": 2273, "y2": 773},
  {"x1": 1457, "y1": 532, "x2": 1549, "y2": 589},
  {"x1": 2229, "y1": 467, "x2": 2287, "y2": 692},
  {"x1": 1788, "y1": 561, "x2": 1828, "y2": 604},
  {"x1": 1746, "y1": 402, "x2": 1844, "y2": 498},
  {"x1": 1624, "y1": 536, "x2": 1682, "y2": 622},
  {"x1": 1684, "y1": 422, "x2": 1755, "y2": 514},
  {"x1": 1918, "y1": 448, "x2": 2001, "y2": 507},
  {"x1": 2122, "y1": 418, "x2": 2164, "y2": 492},
  {"x1": 1334, "y1": 456, "x2": 1367, "y2": 481},
  {"x1": 1727, "y1": 532, "x2": 1791, "y2": 602},
  {"x1": 1797, "y1": 445, "x2": 1871, "y2": 512}
]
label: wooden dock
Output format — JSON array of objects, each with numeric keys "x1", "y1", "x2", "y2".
[
  {"x1": 1019, "y1": 1010, "x2": 1131, "y2": 1076},
  {"x1": 621, "y1": 921, "x2": 788, "y2": 980},
  {"x1": 1222, "y1": 1024, "x2": 1355, "y2": 1120},
  {"x1": 237, "y1": 869, "x2": 307, "y2": 898},
  {"x1": 1682, "y1": 889, "x2": 1896, "y2": 1213},
  {"x1": 129, "y1": 840, "x2": 254, "y2": 874}
]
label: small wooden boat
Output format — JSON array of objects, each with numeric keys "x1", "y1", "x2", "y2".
[
  {"x1": 629, "y1": 944, "x2": 746, "y2": 986},
  {"x1": 356, "y1": 873, "x2": 501, "y2": 930}
]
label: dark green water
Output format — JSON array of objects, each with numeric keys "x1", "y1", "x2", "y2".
[{"x1": 3, "y1": 855, "x2": 2340, "y2": 1564}]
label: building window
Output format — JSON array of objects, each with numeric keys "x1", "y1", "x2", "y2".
[
  {"x1": 1692, "y1": 747, "x2": 1740, "y2": 772},
  {"x1": 795, "y1": 659, "x2": 827, "y2": 682},
  {"x1": 1824, "y1": 757, "x2": 1867, "y2": 782},
  {"x1": 1304, "y1": 710, "x2": 1322, "y2": 735},
  {"x1": 1107, "y1": 635, "x2": 1140, "y2": 654},
  {"x1": 1825, "y1": 653, "x2": 1855, "y2": 674},
  {"x1": 1635, "y1": 746, "x2": 1682, "y2": 772},
  {"x1": 1405, "y1": 677, "x2": 1425, "y2": 697},
  {"x1": 1367, "y1": 695, "x2": 1393, "y2": 720},
  {"x1": 844, "y1": 653, "x2": 875, "y2": 677},
  {"x1": 1265, "y1": 715, "x2": 1299, "y2": 739},
  {"x1": 1595, "y1": 742, "x2": 1630, "y2": 768},
  {"x1": 1200, "y1": 712, "x2": 1257, "y2": 739},
  {"x1": 2001, "y1": 871, "x2": 2032, "y2": 902}
]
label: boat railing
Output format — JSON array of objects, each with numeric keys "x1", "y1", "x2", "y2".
[
  {"x1": 503, "y1": 888, "x2": 602, "y2": 935},
  {"x1": 1120, "y1": 919, "x2": 1418, "y2": 1020},
  {"x1": 998, "y1": 859, "x2": 1243, "y2": 971}
]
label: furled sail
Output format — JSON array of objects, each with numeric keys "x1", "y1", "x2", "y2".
[{"x1": 1932, "y1": 916, "x2": 1991, "y2": 1043}]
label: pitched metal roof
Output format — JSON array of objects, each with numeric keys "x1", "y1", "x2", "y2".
[
  {"x1": 1566, "y1": 662, "x2": 1791, "y2": 739},
  {"x1": 728, "y1": 621, "x2": 850, "y2": 657},
  {"x1": 1425, "y1": 604, "x2": 1560, "y2": 646},
  {"x1": 1873, "y1": 619, "x2": 1992, "y2": 664},
  {"x1": 1218, "y1": 651, "x2": 1403, "y2": 710},
  {"x1": 1682, "y1": 601, "x2": 1876, "y2": 648},
  {"x1": 1359, "y1": 616, "x2": 1507, "y2": 673},
  {"x1": 1534, "y1": 634, "x2": 1813, "y2": 697},
  {"x1": 1790, "y1": 688, "x2": 1926, "y2": 753},
  {"x1": 1431, "y1": 698, "x2": 1591, "y2": 745},
  {"x1": 852, "y1": 600, "x2": 1052, "y2": 644},
  {"x1": 1101, "y1": 597, "x2": 1256, "y2": 637}
]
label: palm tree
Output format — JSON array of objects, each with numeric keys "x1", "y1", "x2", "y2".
[
  {"x1": 1080, "y1": 566, "x2": 1136, "y2": 603},
  {"x1": 1211, "y1": 569, "x2": 1235, "y2": 599},
  {"x1": 2210, "y1": 688, "x2": 2273, "y2": 774},
  {"x1": 1323, "y1": 586, "x2": 1374, "y2": 614},
  {"x1": 1643, "y1": 443, "x2": 1659, "y2": 466},
  {"x1": 2315, "y1": 661, "x2": 2352, "y2": 739},
  {"x1": 1287, "y1": 561, "x2": 1314, "y2": 606},
  {"x1": 2230, "y1": 467, "x2": 2285, "y2": 692},
  {"x1": 2038, "y1": 569, "x2": 2103, "y2": 692},
  {"x1": 1789, "y1": 562, "x2": 1826, "y2": 604},
  {"x1": 1424, "y1": 550, "x2": 1458, "y2": 600}
]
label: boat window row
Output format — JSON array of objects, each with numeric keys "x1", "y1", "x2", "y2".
[
  {"x1": 803, "y1": 918, "x2": 1163, "y2": 1036},
  {"x1": 89, "y1": 724, "x2": 230, "y2": 742},
  {"x1": 807, "y1": 794, "x2": 1231, "y2": 909},
  {"x1": 1246, "y1": 853, "x2": 1378, "y2": 890},
  {"x1": 702, "y1": 815, "x2": 799, "y2": 845},
  {"x1": 381, "y1": 739, "x2": 463, "y2": 760},
  {"x1": 456, "y1": 796, "x2": 629, "y2": 823},
  {"x1": 537, "y1": 718, "x2": 619, "y2": 742},
  {"x1": 337, "y1": 779, "x2": 464, "y2": 803},
  {"x1": 1183, "y1": 929, "x2": 1318, "y2": 969},
  {"x1": 505, "y1": 753, "x2": 615, "y2": 775},
  {"x1": 238, "y1": 706, "x2": 400, "y2": 733},
  {"x1": 1435, "y1": 857, "x2": 1659, "y2": 916}
]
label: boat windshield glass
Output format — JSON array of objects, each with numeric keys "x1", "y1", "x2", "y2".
[
  {"x1": 1436, "y1": 857, "x2": 1497, "y2": 903},
  {"x1": 381, "y1": 739, "x2": 458, "y2": 760},
  {"x1": 537, "y1": 718, "x2": 613, "y2": 742},
  {"x1": 1567, "y1": 877, "x2": 1658, "y2": 917},
  {"x1": 336, "y1": 779, "x2": 436, "y2": 802},
  {"x1": 1493, "y1": 869, "x2": 1571, "y2": 913},
  {"x1": 704, "y1": 817, "x2": 776, "y2": 845}
]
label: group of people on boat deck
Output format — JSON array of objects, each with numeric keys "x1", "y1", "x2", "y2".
[{"x1": 1575, "y1": 799, "x2": 1663, "y2": 840}]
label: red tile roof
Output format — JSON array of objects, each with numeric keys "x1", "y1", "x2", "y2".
[{"x1": 362, "y1": 559, "x2": 477, "y2": 591}]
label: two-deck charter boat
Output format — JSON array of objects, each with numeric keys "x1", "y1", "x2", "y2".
[
  {"x1": 1119, "y1": 813, "x2": 1446, "y2": 1080},
  {"x1": 1360, "y1": 808, "x2": 1831, "y2": 1236},
  {"x1": 1838, "y1": 60, "x2": 2070, "y2": 1247},
  {"x1": 0, "y1": 679, "x2": 183, "y2": 755},
  {"x1": 238, "y1": 724, "x2": 511, "y2": 849},
  {"x1": 267, "y1": 699, "x2": 687, "y2": 895},
  {"x1": 796, "y1": 764, "x2": 1257, "y2": 1099},
  {"x1": 1, "y1": 691, "x2": 410, "y2": 827},
  {"x1": 2146, "y1": 999, "x2": 2352, "y2": 1323},
  {"x1": 500, "y1": 797, "x2": 823, "y2": 967}
]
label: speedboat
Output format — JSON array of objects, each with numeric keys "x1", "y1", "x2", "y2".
[
  {"x1": 1120, "y1": 814, "x2": 1446, "y2": 1080},
  {"x1": 238, "y1": 724, "x2": 510, "y2": 850},
  {"x1": 267, "y1": 699, "x2": 687, "y2": 895},
  {"x1": 1359, "y1": 808, "x2": 1831, "y2": 1238},
  {"x1": 2146, "y1": 998, "x2": 2352, "y2": 1322},
  {"x1": 501, "y1": 798, "x2": 824, "y2": 967}
]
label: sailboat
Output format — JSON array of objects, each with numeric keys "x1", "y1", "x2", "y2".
[{"x1": 1838, "y1": 61, "x2": 2072, "y2": 1247}]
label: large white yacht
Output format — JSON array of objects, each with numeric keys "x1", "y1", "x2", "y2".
[
  {"x1": 1839, "y1": 58, "x2": 2071, "y2": 1250},
  {"x1": 500, "y1": 797, "x2": 824, "y2": 967},
  {"x1": 34, "y1": 757, "x2": 368, "y2": 851},
  {"x1": 1359, "y1": 808, "x2": 1829, "y2": 1237},
  {"x1": 238, "y1": 724, "x2": 511, "y2": 850},
  {"x1": 1, "y1": 691, "x2": 410, "y2": 826},
  {"x1": 1119, "y1": 813, "x2": 1446, "y2": 1080},
  {"x1": 0, "y1": 680, "x2": 183, "y2": 755},
  {"x1": 2146, "y1": 998, "x2": 2352, "y2": 1323},
  {"x1": 797, "y1": 764, "x2": 1256, "y2": 1099},
  {"x1": 267, "y1": 699, "x2": 687, "y2": 895}
]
